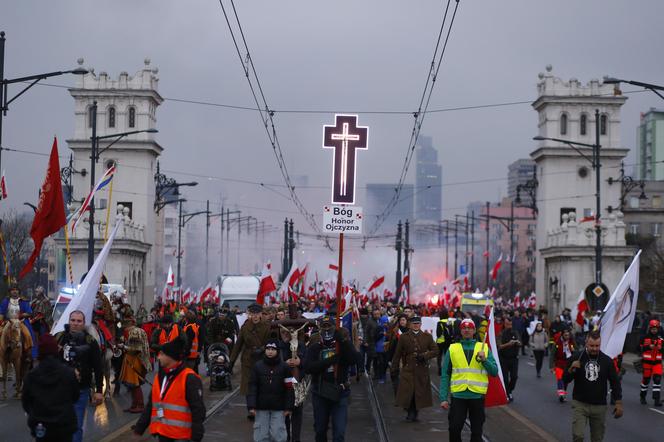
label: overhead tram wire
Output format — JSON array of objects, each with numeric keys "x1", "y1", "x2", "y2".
[
  {"x1": 368, "y1": 0, "x2": 461, "y2": 237},
  {"x1": 217, "y1": 0, "x2": 330, "y2": 249}
]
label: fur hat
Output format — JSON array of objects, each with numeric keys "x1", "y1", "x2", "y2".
[{"x1": 160, "y1": 337, "x2": 185, "y2": 361}]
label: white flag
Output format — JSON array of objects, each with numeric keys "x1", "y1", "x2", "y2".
[
  {"x1": 52, "y1": 220, "x2": 123, "y2": 334},
  {"x1": 600, "y1": 250, "x2": 641, "y2": 359}
]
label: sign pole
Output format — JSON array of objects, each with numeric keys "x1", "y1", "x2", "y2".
[{"x1": 335, "y1": 232, "x2": 344, "y2": 328}]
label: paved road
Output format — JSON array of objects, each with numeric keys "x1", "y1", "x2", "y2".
[
  {"x1": 508, "y1": 354, "x2": 664, "y2": 442},
  {"x1": 204, "y1": 375, "x2": 379, "y2": 441}
]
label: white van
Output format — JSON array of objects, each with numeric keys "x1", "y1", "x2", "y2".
[{"x1": 219, "y1": 275, "x2": 260, "y2": 312}]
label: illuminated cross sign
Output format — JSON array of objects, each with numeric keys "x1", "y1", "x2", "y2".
[{"x1": 323, "y1": 114, "x2": 368, "y2": 204}]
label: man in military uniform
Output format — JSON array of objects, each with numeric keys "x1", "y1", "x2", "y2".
[
  {"x1": 230, "y1": 303, "x2": 270, "y2": 419},
  {"x1": 207, "y1": 308, "x2": 237, "y2": 352},
  {"x1": 391, "y1": 316, "x2": 438, "y2": 422}
]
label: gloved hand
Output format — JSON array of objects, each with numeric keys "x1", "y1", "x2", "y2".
[{"x1": 613, "y1": 400, "x2": 623, "y2": 419}]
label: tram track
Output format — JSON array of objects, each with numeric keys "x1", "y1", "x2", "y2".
[
  {"x1": 431, "y1": 381, "x2": 490, "y2": 442},
  {"x1": 204, "y1": 385, "x2": 240, "y2": 422},
  {"x1": 365, "y1": 373, "x2": 391, "y2": 442}
]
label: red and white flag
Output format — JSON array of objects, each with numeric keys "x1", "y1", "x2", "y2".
[
  {"x1": 484, "y1": 307, "x2": 509, "y2": 407},
  {"x1": 571, "y1": 290, "x2": 589, "y2": 326},
  {"x1": 527, "y1": 292, "x2": 537, "y2": 309},
  {"x1": 367, "y1": 275, "x2": 385, "y2": 293},
  {"x1": 279, "y1": 261, "x2": 300, "y2": 302},
  {"x1": 166, "y1": 265, "x2": 175, "y2": 287},
  {"x1": 399, "y1": 269, "x2": 410, "y2": 306},
  {"x1": 0, "y1": 170, "x2": 7, "y2": 200},
  {"x1": 182, "y1": 287, "x2": 192, "y2": 303},
  {"x1": 257, "y1": 261, "x2": 277, "y2": 305},
  {"x1": 490, "y1": 253, "x2": 503, "y2": 281},
  {"x1": 512, "y1": 291, "x2": 521, "y2": 309},
  {"x1": 200, "y1": 283, "x2": 212, "y2": 303}
]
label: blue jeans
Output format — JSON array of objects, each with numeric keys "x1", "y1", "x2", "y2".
[
  {"x1": 73, "y1": 389, "x2": 88, "y2": 442},
  {"x1": 312, "y1": 391, "x2": 349, "y2": 442}
]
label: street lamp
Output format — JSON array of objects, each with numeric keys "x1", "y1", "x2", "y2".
[
  {"x1": 533, "y1": 109, "x2": 604, "y2": 289},
  {"x1": 86, "y1": 100, "x2": 158, "y2": 269},
  {"x1": 603, "y1": 77, "x2": 664, "y2": 100},
  {"x1": 0, "y1": 31, "x2": 88, "y2": 175},
  {"x1": 177, "y1": 199, "x2": 207, "y2": 287}
]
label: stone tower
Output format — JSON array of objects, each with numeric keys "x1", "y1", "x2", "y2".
[
  {"x1": 531, "y1": 65, "x2": 633, "y2": 314},
  {"x1": 55, "y1": 58, "x2": 163, "y2": 307}
]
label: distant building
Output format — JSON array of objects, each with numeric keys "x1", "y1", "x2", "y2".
[
  {"x1": 415, "y1": 136, "x2": 442, "y2": 221},
  {"x1": 365, "y1": 183, "x2": 414, "y2": 234},
  {"x1": 637, "y1": 109, "x2": 664, "y2": 180},
  {"x1": 507, "y1": 159, "x2": 536, "y2": 200},
  {"x1": 622, "y1": 180, "x2": 664, "y2": 244}
]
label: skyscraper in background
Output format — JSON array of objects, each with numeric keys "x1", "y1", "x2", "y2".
[
  {"x1": 365, "y1": 183, "x2": 414, "y2": 234},
  {"x1": 415, "y1": 135, "x2": 442, "y2": 221},
  {"x1": 637, "y1": 108, "x2": 664, "y2": 180},
  {"x1": 507, "y1": 158, "x2": 536, "y2": 199}
]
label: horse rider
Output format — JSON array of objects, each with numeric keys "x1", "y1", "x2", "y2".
[
  {"x1": 30, "y1": 286, "x2": 53, "y2": 334},
  {"x1": 0, "y1": 283, "x2": 36, "y2": 361}
]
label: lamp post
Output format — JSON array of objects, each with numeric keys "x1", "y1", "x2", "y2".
[
  {"x1": 86, "y1": 100, "x2": 158, "y2": 269},
  {"x1": 0, "y1": 31, "x2": 88, "y2": 177},
  {"x1": 603, "y1": 77, "x2": 664, "y2": 101},
  {"x1": 533, "y1": 109, "x2": 603, "y2": 287},
  {"x1": 177, "y1": 202, "x2": 208, "y2": 287}
]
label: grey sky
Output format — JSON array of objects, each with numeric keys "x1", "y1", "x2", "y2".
[{"x1": 1, "y1": 0, "x2": 663, "y2": 280}]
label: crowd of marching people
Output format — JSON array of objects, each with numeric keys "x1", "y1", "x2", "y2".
[{"x1": 0, "y1": 280, "x2": 662, "y2": 442}]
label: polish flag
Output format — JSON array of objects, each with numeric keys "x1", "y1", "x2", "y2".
[
  {"x1": 484, "y1": 307, "x2": 509, "y2": 407},
  {"x1": 213, "y1": 285, "x2": 221, "y2": 304},
  {"x1": 257, "y1": 261, "x2": 277, "y2": 305},
  {"x1": 527, "y1": 292, "x2": 537, "y2": 309},
  {"x1": 399, "y1": 269, "x2": 410, "y2": 306},
  {"x1": 571, "y1": 290, "x2": 589, "y2": 326},
  {"x1": 200, "y1": 283, "x2": 212, "y2": 303},
  {"x1": 182, "y1": 288, "x2": 192, "y2": 303},
  {"x1": 490, "y1": 254, "x2": 503, "y2": 281},
  {"x1": 279, "y1": 261, "x2": 299, "y2": 302},
  {"x1": 513, "y1": 291, "x2": 521, "y2": 309},
  {"x1": 367, "y1": 275, "x2": 385, "y2": 293},
  {"x1": 284, "y1": 377, "x2": 298, "y2": 389},
  {"x1": 166, "y1": 265, "x2": 175, "y2": 287}
]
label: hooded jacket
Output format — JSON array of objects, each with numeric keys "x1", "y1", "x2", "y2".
[
  {"x1": 247, "y1": 349, "x2": 295, "y2": 411},
  {"x1": 21, "y1": 356, "x2": 79, "y2": 434}
]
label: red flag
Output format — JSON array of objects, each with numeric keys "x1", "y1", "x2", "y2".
[
  {"x1": 20, "y1": 138, "x2": 66, "y2": 279},
  {"x1": 257, "y1": 261, "x2": 277, "y2": 305},
  {"x1": 484, "y1": 307, "x2": 509, "y2": 407},
  {"x1": 367, "y1": 275, "x2": 385, "y2": 292},
  {"x1": 572, "y1": 290, "x2": 589, "y2": 326},
  {"x1": 0, "y1": 170, "x2": 7, "y2": 200},
  {"x1": 490, "y1": 253, "x2": 503, "y2": 281},
  {"x1": 399, "y1": 270, "x2": 410, "y2": 306}
]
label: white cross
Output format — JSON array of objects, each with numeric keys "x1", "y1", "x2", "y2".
[{"x1": 330, "y1": 122, "x2": 360, "y2": 197}]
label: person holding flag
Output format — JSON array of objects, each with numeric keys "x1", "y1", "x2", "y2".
[{"x1": 439, "y1": 318, "x2": 498, "y2": 442}]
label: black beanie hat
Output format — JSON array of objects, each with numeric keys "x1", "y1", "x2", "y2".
[{"x1": 160, "y1": 337, "x2": 185, "y2": 361}]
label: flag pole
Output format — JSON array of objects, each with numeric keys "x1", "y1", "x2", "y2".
[
  {"x1": 335, "y1": 233, "x2": 344, "y2": 328},
  {"x1": 63, "y1": 226, "x2": 75, "y2": 287},
  {"x1": 103, "y1": 176, "x2": 114, "y2": 241}
]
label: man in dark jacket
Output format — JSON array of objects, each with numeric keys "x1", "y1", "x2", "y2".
[
  {"x1": 247, "y1": 339, "x2": 295, "y2": 442},
  {"x1": 54, "y1": 310, "x2": 104, "y2": 442},
  {"x1": 563, "y1": 330, "x2": 623, "y2": 442},
  {"x1": 304, "y1": 315, "x2": 359, "y2": 442},
  {"x1": 22, "y1": 334, "x2": 79, "y2": 442},
  {"x1": 498, "y1": 316, "x2": 521, "y2": 401},
  {"x1": 133, "y1": 337, "x2": 206, "y2": 442}
]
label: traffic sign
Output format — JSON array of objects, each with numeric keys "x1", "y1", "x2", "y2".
[{"x1": 323, "y1": 205, "x2": 363, "y2": 234}]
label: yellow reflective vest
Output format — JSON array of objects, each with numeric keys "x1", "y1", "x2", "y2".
[
  {"x1": 448, "y1": 342, "x2": 489, "y2": 395},
  {"x1": 436, "y1": 318, "x2": 448, "y2": 344}
]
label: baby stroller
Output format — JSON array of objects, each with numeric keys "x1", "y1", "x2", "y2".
[{"x1": 207, "y1": 342, "x2": 232, "y2": 391}]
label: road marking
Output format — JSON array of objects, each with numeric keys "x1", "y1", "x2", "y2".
[
  {"x1": 527, "y1": 362, "x2": 535, "y2": 366},
  {"x1": 500, "y1": 404, "x2": 558, "y2": 442},
  {"x1": 649, "y1": 407, "x2": 664, "y2": 415}
]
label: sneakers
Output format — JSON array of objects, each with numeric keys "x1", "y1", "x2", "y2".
[{"x1": 508, "y1": 394, "x2": 514, "y2": 402}]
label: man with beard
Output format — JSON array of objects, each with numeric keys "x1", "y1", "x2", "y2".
[{"x1": 563, "y1": 330, "x2": 623, "y2": 442}]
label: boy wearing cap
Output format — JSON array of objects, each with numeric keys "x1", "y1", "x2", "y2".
[
  {"x1": 439, "y1": 318, "x2": 498, "y2": 442},
  {"x1": 390, "y1": 316, "x2": 438, "y2": 422},
  {"x1": 247, "y1": 339, "x2": 295, "y2": 442}
]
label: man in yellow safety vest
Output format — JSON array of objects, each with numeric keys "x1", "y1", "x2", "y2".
[{"x1": 439, "y1": 318, "x2": 498, "y2": 442}]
